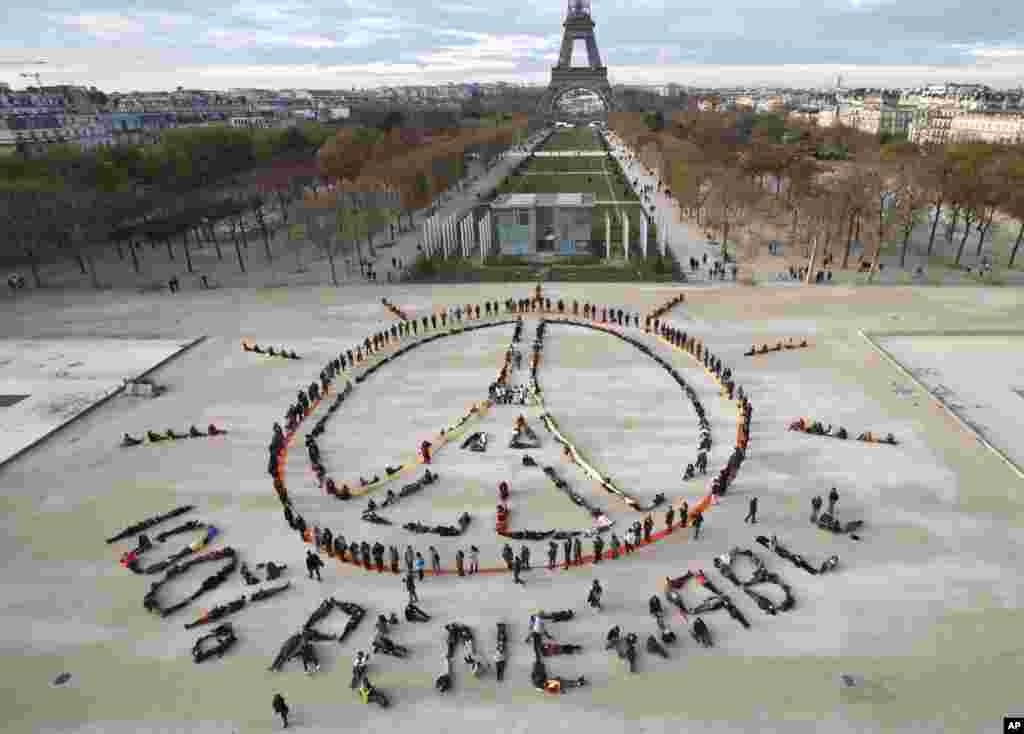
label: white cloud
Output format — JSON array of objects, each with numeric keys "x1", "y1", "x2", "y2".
[
  {"x1": 415, "y1": 32, "x2": 557, "y2": 70},
  {"x1": 203, "y1": 28, "x2": 342, "y2": 49},
  {"x1": 58, "y1": 13, "x2": 145, "y2": 40},
  {"x1": 968, "y1": 47, "x2": 1024, "y2": 59}
]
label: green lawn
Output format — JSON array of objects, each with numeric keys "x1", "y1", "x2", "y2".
[
  {"x1": 523, "y1": 156, "x2": 609, "y2": 172},
  {"x1": 540, "y1": 127, "x2": 604, "y2": 151},
  {"x1": 498, "y1": 172, "x2": 634, "y2": 200}
]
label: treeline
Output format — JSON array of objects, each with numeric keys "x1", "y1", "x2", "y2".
[
  {"x1": 300, "y1": 115, "x2": 535, "y2": 284},
  {"x1": 0, "y1": 113, "x2": 535, "y2": 287},
  {"x1": 611, "y1": 111, "x2": 1024, "y2": 276},
  {"x1": 0, "y1": 123, "x2": 333, "y2": 284}
]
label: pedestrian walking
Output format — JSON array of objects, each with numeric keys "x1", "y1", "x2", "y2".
[
  {"x1": 563, "y1": 537, "x2": 572, "y2": 570},
  {"x1": 415, "y1": 552, "x2": 425, "y2": 581},
  {"x1": 389, "y1": 545, "x2": 400, "y2": 574},
  {"x1": 430, "y1": 545, "x2": 441, "y2": 574},
  {"x1": 469, "y1": 545, "x2": 480, "y2": 574},
  {"x1": 404, "y1": 573, "x2": 418, "y2": 604},
  {"x1": 587, "y1": 579, "x2": 603, "y2": 610},
  {"x1": 744, "y1": 497, "x2": 758, "y2": 524},
  {"x1": 272, "y1": 692, "x2": 290, "y2": 729},
  {"x1": 513, "y1": 554, "x2": 525, "y2": 585},
  {"x1": 692, "y1": 512, "x2": 704, "y2": 540},
  {"x1": 520, "y1": 544, "x2": 531, "y2": 570},
  {"x1": 827, "y1": 487, "x2": 839, "y2": 516},
  {"x1": 573, "y1": 537, "x2": 582, "y2": 566},
  {"x1": 665, "y1": 505, "x2": 675, "y2": 533},
  {"x1": 679, "y1": 500, "x2": 689, "y2": 528},
  {"x1": 456, "y1": 548, "x2": 465, "y2": 577},
  {"x1": 404, "y1": 545, "x2": 415, "y2": 575},
  {"x1": 811, "y1": 495, "x2": 823, "y2": 523},
  {"x1": 305, "y1": 550, "x2": 323, "y2": 581},
  {"x1": 502, "y1": 543, "x2": 514, "y2": 570},
  {"x1": 548, "y1": 541, "x2": 558, "y2": 570}
]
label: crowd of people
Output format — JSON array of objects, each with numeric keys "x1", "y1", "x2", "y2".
[
  {"x1": 121, "y1": 424, "x2": 226, "y2": 447},
  {"x1": 788, "y1": 418, "x2": 896, "y2": 444},
  {"x1": 242, "y1": 342, "x2": 300, "y2": 359},
  {"x1": 744, "y1": 338, "x2": 809, "y2": 356}
]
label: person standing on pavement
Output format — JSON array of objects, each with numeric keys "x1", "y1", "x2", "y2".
[
  {"x1": 827, "y1": 487, "x2": 840, "y2": 516},
  {"x1": 513, "y1": 553, "x2": 525, "y2": 585},
  {"x1": 404, "y1": 545, "x2": 415, "y2": 575},
  {"x1": 305, "y1": 550, "x2": 323, "y2": 582},
  {"x1": 692, "y1": 512, "x2": 704, "y2": 540},
  {"x1": 744, "y1": 497, "x2": 758, "y2": 524}
]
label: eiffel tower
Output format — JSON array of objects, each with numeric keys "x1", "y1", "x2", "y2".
[{"x1": 538, "y1": 0, "x2": 616, "y2": 117}]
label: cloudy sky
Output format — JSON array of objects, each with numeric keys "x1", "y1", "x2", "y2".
[{"x1": 1, "y1": 0, "x2": 1022, "y2": 91}]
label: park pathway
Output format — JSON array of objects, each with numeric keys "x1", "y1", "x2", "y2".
[
  {"x1": 373, "y1": 134, "x2": 548, "y2": 282},
  {"x1": 605, "y1": 131, "x2": 733, "y2": 284}
]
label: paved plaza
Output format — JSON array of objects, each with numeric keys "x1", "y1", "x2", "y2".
[{"x1": 1, "y1": 282, "x2": 1022, "y2": 734}]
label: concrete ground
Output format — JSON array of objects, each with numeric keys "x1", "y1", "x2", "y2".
[
  {"x1": 1, "y1": 282, "x2": 1023, "y2": 734},
  {"x1": 871, "y1": 333, "x2": 1024, "y2": 475},
  {"x1": 0, "y1": 280, "x2": 1019, "y2": 732},
  {"x1": 0, "y1": 337, "x2": 197, "y2": 466}
]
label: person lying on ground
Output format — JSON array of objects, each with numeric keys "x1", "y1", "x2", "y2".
[
  {"x1": 649, "y1": 595, "x2": 664, "y2": 619},
  {"x1": 692, "y1": 617, "x2": 712, "y2": 647},
  {"x1": 372, "y1": 635, "x2": 408, "y2": 658},
  {"x1": 646, "y1": 635, "x2": 669, "y2": 658},
  {"x1": 147, "y1": 430, "x2": 167, "y2": 443},
  {"x1": 350, "y1": 650, "x2": 370, "y2": 689},
  {"x1": 300, "y1": 640, "x2": 320, "y2": 674},
  {"x1": 541, "y1": 641, "x2": 583, "y2": 656},
  {"x1": 530, "y1": 658, "x2": 549, "y2": 690},
  {"x1": 436, "y1": 656, "x2": 453, "y2": 693},
  {"x1": 621, "y1": 633, "x2": 638, "y2": 672},
  {"x1": 207, "y1": 424, "x2": 227, "y2": 436},
  {"x1": 405, "y1": 602, "x2": 430, "y2": 622},
  {"x1": 538, "y1": 609, "x2": 574, "y2": 622},
  {"x1": 240, "y1": 563, "x2": 261, "y2": 586},
  {"x1": 543, "y1": 676, "x2": 587, "y2": 694}
]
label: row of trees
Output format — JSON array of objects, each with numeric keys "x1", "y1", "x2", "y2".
[
  {"x1": 1, "y1": 114, "x2": 535, "y2": 288},
  {"x1": 610, "y1": 110, "x2": 1024, "y2": 280},
  {"x1": 0, "y1": 122, "x2": 335, "y2": 286},
  {"x1": 298, "y1": 115, "x2": 537, "y2": 284}
]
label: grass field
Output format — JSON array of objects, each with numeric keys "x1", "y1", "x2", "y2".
[
  {"x1": 498, "y1": 171, "x2": 635, "y2": 201},
  {"x1": 409, "y1": 125, "x2": 669, "y2": 279},
  {"x1": 523, "y1": 156, "x2": 609, "y2": 172},
  {"x1": 540, "y1": 126, "x2": 604, "y2": 151}
]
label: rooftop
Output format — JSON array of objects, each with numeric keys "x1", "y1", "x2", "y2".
[{"x1": 491, "y1": 192, "x2": 595, "y2": 209}]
